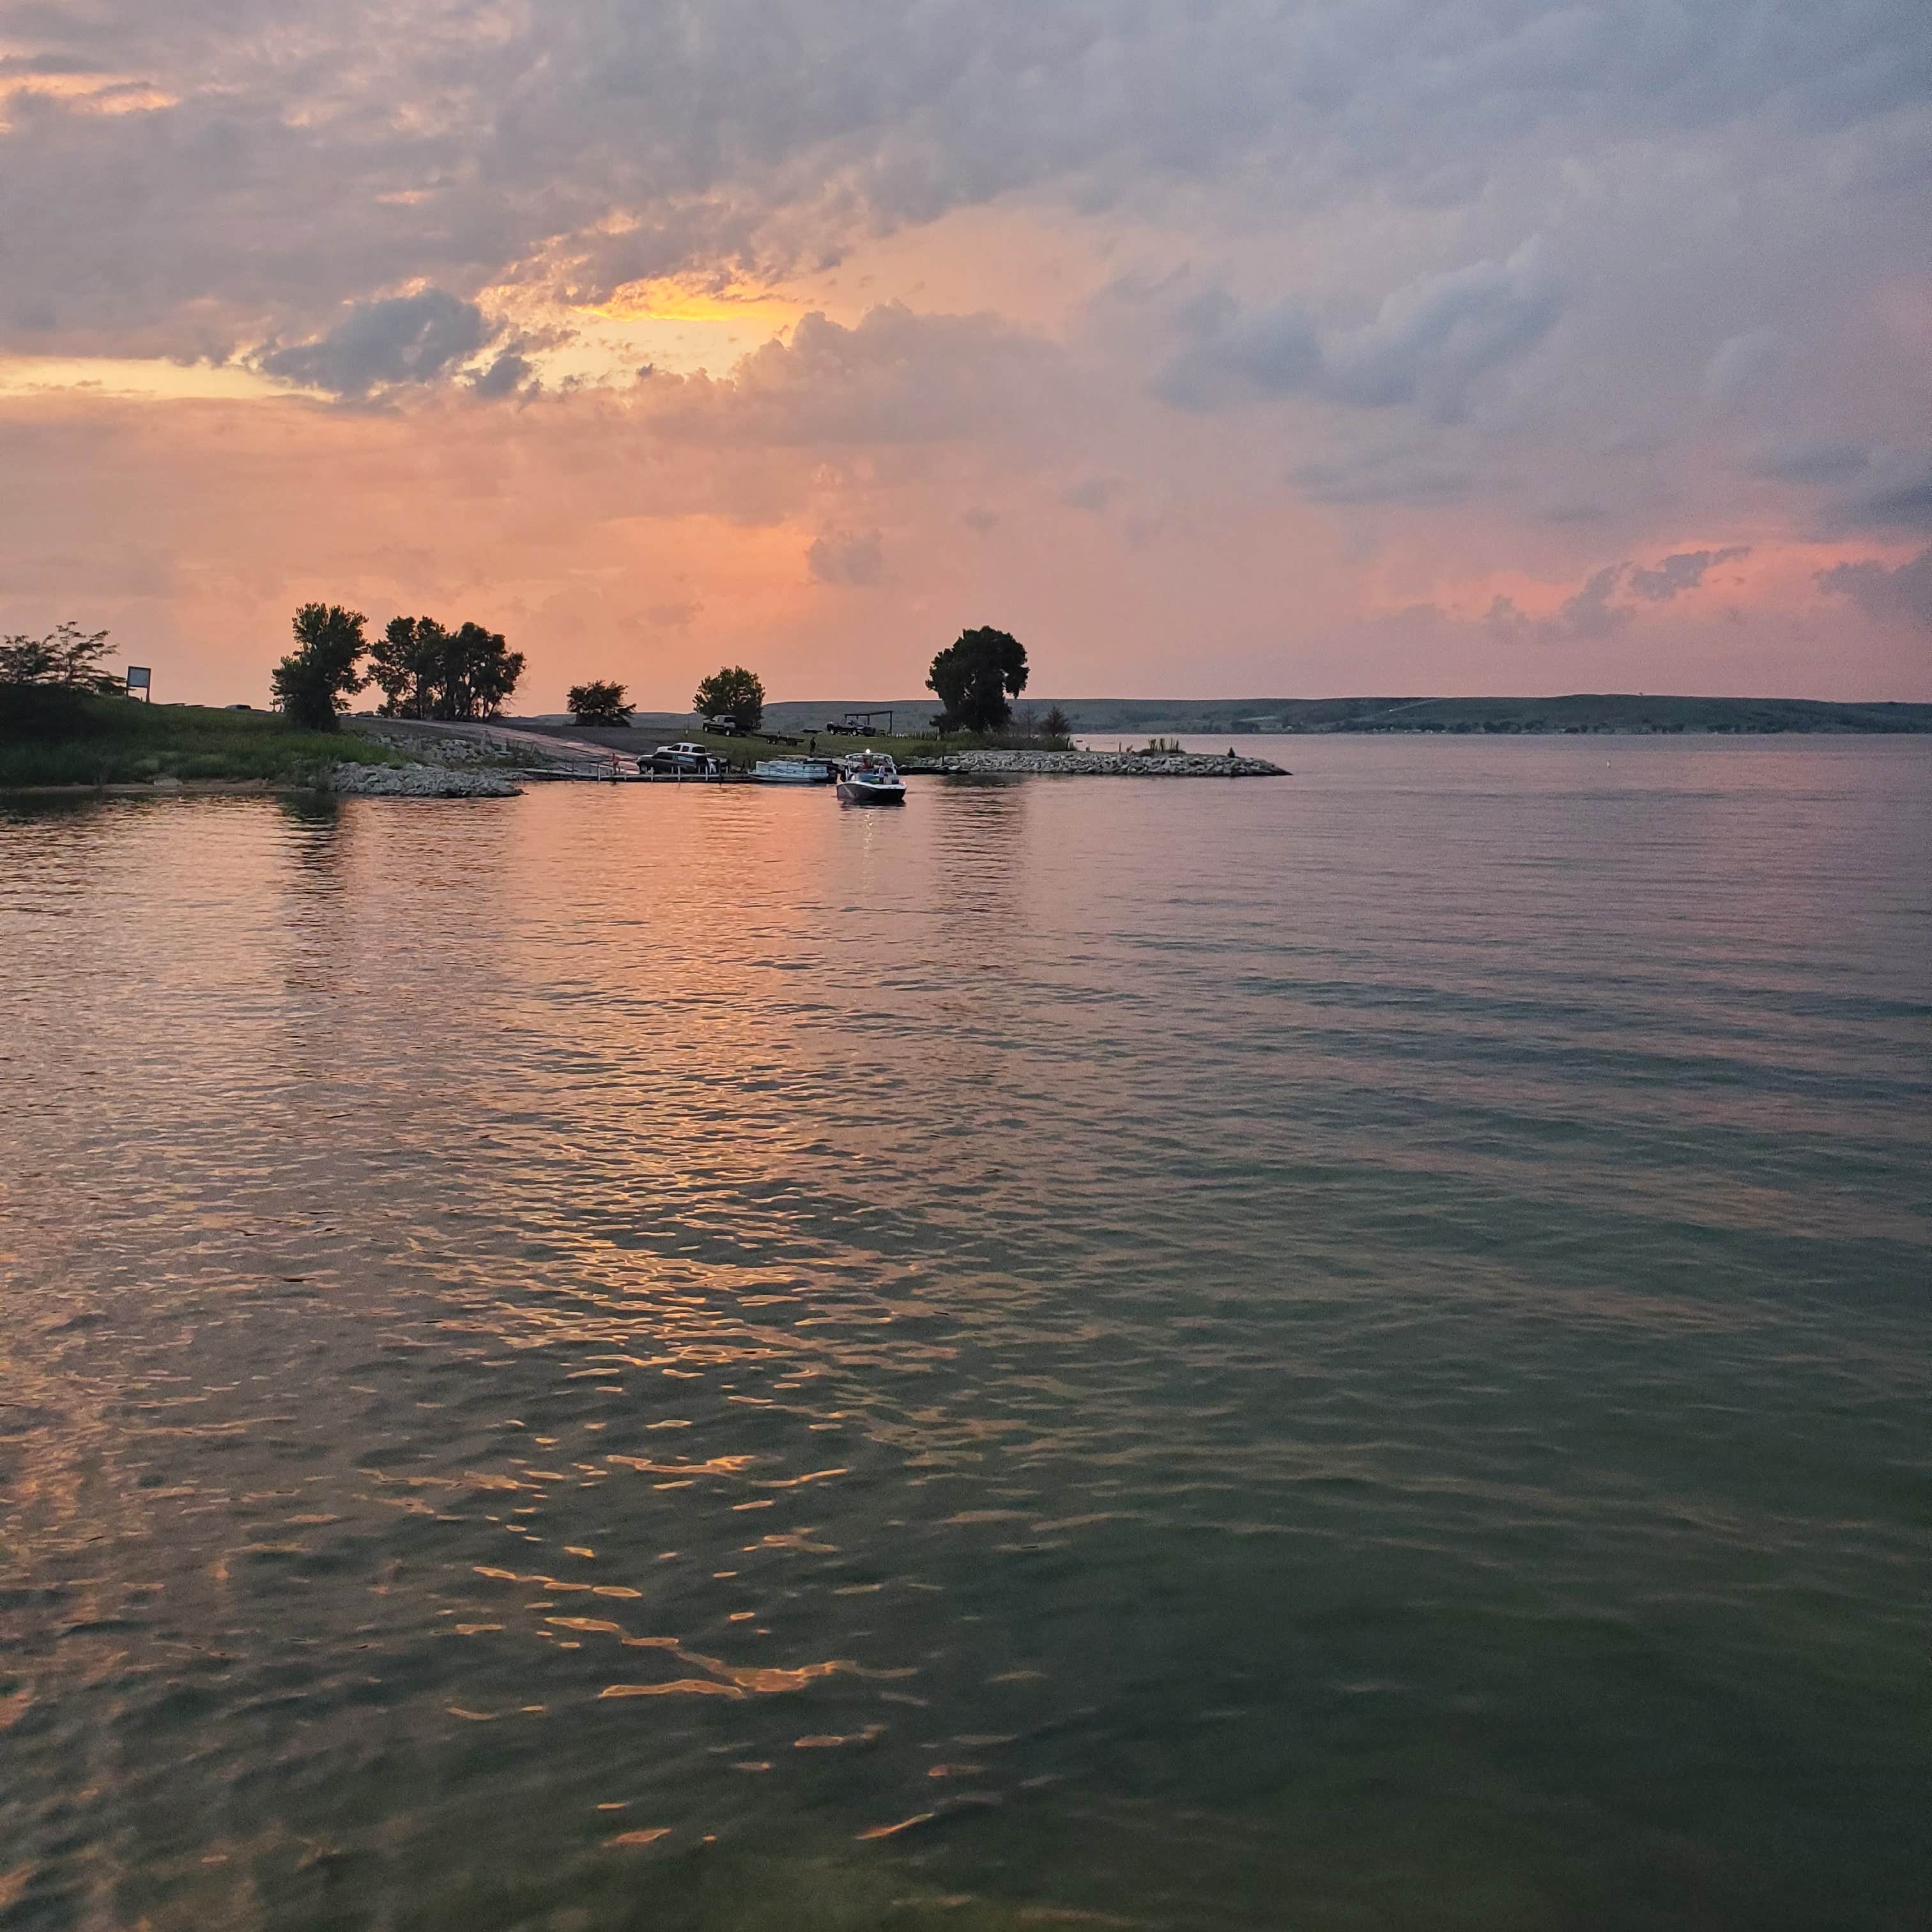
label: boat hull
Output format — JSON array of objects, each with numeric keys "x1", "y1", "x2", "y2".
[{"x1": 837, "y1": 779, "x2": 905, "y2": 804}]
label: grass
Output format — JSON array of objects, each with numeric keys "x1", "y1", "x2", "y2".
[{"x1": 0, "y1": 694, "x2": 413, "y2": 787}]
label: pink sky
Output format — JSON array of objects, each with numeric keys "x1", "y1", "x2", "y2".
[{"x1": 2, "y1": 1, "x2": 1928, "y2": 708}]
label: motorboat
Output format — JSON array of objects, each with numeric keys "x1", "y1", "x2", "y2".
[
  {"x1": 753, "y1": 757, "x2": 836, "y2": 785},
  {"x1": 836, "y1": 751, "x2": 907, "y2": 804}
]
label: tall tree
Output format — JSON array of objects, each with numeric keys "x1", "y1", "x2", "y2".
[
  {"x1": 270, "y1": 604, "x2": 367, "y2": 730},
  {"x1": 366, "y1": 616, "x2": 448, "y2": 718},
  {"x1": 693, "y1": 665, "x2": 765, "y2": 732},
  {"x1": 440, "y1": 622, "x2": 524, "y2": 719},
  {"x1": 927, "y1": 626, "x2": 1029, "y2": 732}
]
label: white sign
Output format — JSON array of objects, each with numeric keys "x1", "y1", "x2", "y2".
[{"x1": 126, "y1": 666, "x2": 151, "y2": 689}]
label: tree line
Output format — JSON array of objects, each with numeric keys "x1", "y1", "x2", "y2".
[
  {"x1": 564, "y1": 665, "x2": 767, "y2": 732},
  {"x1": 6, "y1": 607, "x2": 1054, "y2": 744},
  {"x1": 272, "y1": 604, "x2": 525, "y2": 730},
  {"x1": 564, "y1": 635, "x2": 1050, "y2": 739}
]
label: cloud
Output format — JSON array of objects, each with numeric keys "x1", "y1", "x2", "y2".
[
  {"x1": 1750, "y1": 439, "x2": 1872, "y2": 486},
  {"x1": 1701, "y1": 329, "x2": 1781, "y2": 410},
  {"x1": 1485, "y1": 545, "x2": 1751, "y2": 642},
  {"x1": 257, "y1": 291, "x2": 492, "y2": 399},
  {"x1": 1061, "y1": 475, "x2": 1121, "y2": 513},
  {"x1": 645, "y1": 597, "x2": 703, "y2": 632},
  {"x1": 1322, "y1": 243, "x2": 1561, "y2": 413},
  {"x1": 1292, "y1": 451, "x2": 1475, "y2": 506},
  {"x1": 1839, "y1": 463, "x2": 1932, "y2": 532},
  {"x1": 1156, "y1": 241, "x2": 1560, "y2": 420},
  {"x1": 470, "y1": 350, "x2": 535, "y2": 400},
  {"x1": 3, "y1": 0, "x2": 1929, "y2": 369},
  {"x1": 1552, "y1": 565, "x2": 1633, "y2": 640},
  {"x1": 630, "y1": 303, "x2": 1068, "y2": 448},
  {"x1": 6, "y1": 0, "x2": 1932, "y2": 700},
  {"x1": 1818, "y1": 547, "x2": 1932, "y2": 627},
  {"x1": 1625, "y1": 546, "x2": 1750, "y2": 599},
  {"x1": 806, "y1": 528, "x2": 884, "y2": 586}
]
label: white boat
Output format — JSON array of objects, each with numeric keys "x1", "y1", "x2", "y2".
[
  {"x1": 836, "y1": 751, "x2": 907, "y2": 804},
  {"x1": 753, "y1": 758, "x2": 835, "y2": 785}
]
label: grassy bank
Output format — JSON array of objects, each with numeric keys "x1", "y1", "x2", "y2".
[{"x1": 0, "y1": 694, "x2": 412, "y2": 787}]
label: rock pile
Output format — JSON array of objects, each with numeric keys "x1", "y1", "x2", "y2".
[
  {"x1": 328, "y1": 762, "x2": 522, "y2": 797},
  {"x1": 901, "y1": 749, "x2": 1286, "y2": 778},
  {"x1": 349, "y1": 726, "x2": 519, "y2": 765}
]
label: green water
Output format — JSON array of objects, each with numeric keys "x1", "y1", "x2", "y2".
[{"x1": 3, "y1": 737, "x2": 1927, "y2": 1930}]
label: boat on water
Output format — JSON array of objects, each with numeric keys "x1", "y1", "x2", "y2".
[
  {"x1": 753, "y1": 757, "x2": 836, "y2": 785},
  {"x1": 836, "y1": 751, "x2": 907, "y2": 804}
]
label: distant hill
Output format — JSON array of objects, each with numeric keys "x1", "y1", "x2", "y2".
[
  {"x1": 521, "y1": 695, "x2": 1932, "y2": 737},
  {"x1": 753, "y1": 695, "x2": 1932, "y2": 735}
]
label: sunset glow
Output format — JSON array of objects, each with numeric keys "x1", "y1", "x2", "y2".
[{"x1": 1, "y1": 0, "x2": 1926, "y2": 706}]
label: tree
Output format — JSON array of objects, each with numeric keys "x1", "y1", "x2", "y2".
[
  {"x1": 0, "y1": 620, "x2": 119, "y2": 693},
  {"x1": 567, "y1": 680, "x2": 634, "y2": 726},
  {"x1": 362, "y1": 615, "x2": 525, "y2": 719},
  {"x1": 0, "y1": 621, "x2": 120, "y2": 733},
  {"x1": 1040, "y1": 703, "x2": 1074, "y2": 740},
  {"x1": 366, "y1": 615, "x2": 449, "y2": 719},
  {"x1": 271, "y1": 604, "x2": 367, "y2": 730},
  {"x1": 440, "y1": 621, "x2": 525, "y2": 719},
  {"x1": 927, "y1": 626, "x2": 1028, "y2": 732},
  {"x1": 693, "y1": 664, "x2": 764, "y2": 733}
]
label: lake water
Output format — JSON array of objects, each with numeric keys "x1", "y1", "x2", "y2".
[{"x1": 3, "y1": 736, "x2": 1928, "y2": 1931}]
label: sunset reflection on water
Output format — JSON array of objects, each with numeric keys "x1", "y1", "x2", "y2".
[{"x1": 3, "y1": 740, "x2": 1929, "y2": 1930}]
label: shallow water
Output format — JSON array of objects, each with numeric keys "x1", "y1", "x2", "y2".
[{"x1": 3, "y1": 736, "x2": 1929, "y2": 1932}]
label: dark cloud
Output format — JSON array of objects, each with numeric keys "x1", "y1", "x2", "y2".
[
  {"x1": 1818, "y1": 546, "x2": 1932, "y2": 627},
  {"x1": 1839, "y1": 463, "x2": 1932, "y2": 532},
  {"x1": 257, "y1": 291, "x2": 491, "y2": 398},
  {"x1": 1061, "y1": 475, "x2": 1121, "y2": 513},
  {"x1": 1750, "y1": 439, "x2": 1871, "y2": 485},
  {"x1": 1156, "y1": 243, "x2": 1560, "y2": 420},
  {"x1": 4, "y1": 0, "x2": 1928, "y2": 358},
  {"x1": 1485, "y1": 545, "x2": 1751, "y2": 643},
  {"x1": 0, "y1": 52, "x2": 111, "y2": 75},
  {"x1": 1625, "y1": 546, "x2": 1750, "y2": 599},
  {"x1": 1323, "y1": 245, "x2": 1561, "y2": 412},
  {"x1": 806, "y1": 528, "x2": 884, "y2": 585},
  {"x1": 470, "y1": 351, "x2": 535, "y2": 400},
  {"x1": 1292, "y1": 451, "x2": 1475, "y2": 506},
  {"x1": 1553, "y1": 565, "x2": 1633, "y2": 640}
]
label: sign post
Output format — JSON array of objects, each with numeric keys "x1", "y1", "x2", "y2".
[{"x1": 126, "y1": 666, "x2": 151, "y2": 703}]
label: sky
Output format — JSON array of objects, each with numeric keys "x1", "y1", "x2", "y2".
[{"x1": 2, "y1": 0, "x2": 1929, "y2": 709}]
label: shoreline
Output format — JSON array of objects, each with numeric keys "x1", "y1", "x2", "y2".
[
  {"x1": 0, "y1": 777, "x2": 298, "y2": 797},
  {"x1": 2, "y1": 762, "x2": 522, "y2": 799},
  {"x1": 904, "y1": 748, "x2": 1287, "y2": 776}
]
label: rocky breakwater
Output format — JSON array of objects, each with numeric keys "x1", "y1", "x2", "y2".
[
  {"x1": 901, "y1": 749, "x2": 1287, "y2": 778},
  {"x1": 328, "y1": 762, "x2": 522, "y2": 797}
]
